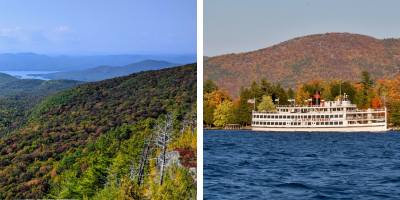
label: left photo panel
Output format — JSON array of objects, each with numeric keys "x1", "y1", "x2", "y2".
[{"x1": 0, "y1": 0, "x2": 197, "y2": 199}]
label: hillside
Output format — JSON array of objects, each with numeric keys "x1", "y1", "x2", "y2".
[
  {"x1": 32, "y1": 60, "x2": 177, "y2": 82},
  {"x1": 0, "y1": 73, "x2": 18, "y2": 83},
  {"x1": 0, "y1": 76, "x2": 81, "y2": 97},
  {"x1": 0, "y1": 75, "x2": 81, "y2": 135},
  {"x1": 204, "y1": 33, "x2": 400, "y2": 97},
  {"x1": 0, "y1": 64, "x2": 196, "y2": 199}
]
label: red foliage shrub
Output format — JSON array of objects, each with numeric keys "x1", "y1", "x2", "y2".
[{"x1": 175, "y1": 147, "x2": 196, "y2": 168}]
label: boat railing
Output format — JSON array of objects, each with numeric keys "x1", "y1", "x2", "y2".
[
  {"x1": 349, "y1": 108, "x2": 386, "y2": 113},
  {"x1": 253, "y1": 111, "x2": 278, "y2": 114},
  {"x1": 346, "y1": 116, "x2": 385, "y2": 120},
  {"x1": 276, "y1": 105, "x2": 332, "y2": 108},
  {"x1": 255, "y1": 108, "x2": 385, "y2": 112},
  {"x1": 275, "y1": 103, "x2": 357, "y2": 108}
]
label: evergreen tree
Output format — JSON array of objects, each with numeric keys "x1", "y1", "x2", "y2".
[
  {"x1": 361, "y1": 71, "x2": 374, "y2": 89},
  {"x1": 330, "y1": 81, "x2": 356, "y2": 101},
  {"x1": 250, "y1": 81, "x2": 263, "y2": 103},
  {"x1": 260, "y1": 79, "x2": 272, "y2": 95},
  {"x1": 389, "y1": 101, "x2": 400, "y2": 127},
  {"x1": 233, "y1": 87, "x2": 253, "y2": 126},
  {"x1": 272, "y1": 84, "x2": 288, "y2": 105},
  {"x1": 287, "y1": 88, "x2": 295, "y2": 99},
  {"x1": 357, "y1": 71, "x2": 375, "y2": 108},
  {"x1": 204, "y1": 80, "x2": 218, "y2": 93}
]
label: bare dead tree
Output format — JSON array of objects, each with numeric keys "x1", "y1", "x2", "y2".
[
  {"x1": 126, "y1": 129, "x2": 155, "y2": 186},
  {"x1": 136, "y1": 137, "x2": 153, "y2": 185},
  {"x1": 181, "y1": 108, "x2": 196, "y2": 135},
  {"x1": 129, "y1": 160, "x2": 136, "y2": 181},
  {"x1": 155, "y1": 113, "x2": 174, "y2": 185}
]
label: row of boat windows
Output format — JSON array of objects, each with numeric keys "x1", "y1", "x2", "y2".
[
  {"x1": 253, "y1": 114, "x2": 343, "y2": 119},
  {"x1": 252, "y1": 121, "x2": 344, "y2": 126},
  {"x1": 277, "y1": 108, "x2": 346, "y2": 112}
]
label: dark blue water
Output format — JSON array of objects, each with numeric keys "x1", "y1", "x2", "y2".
[{"x1": 204, "y1": 130, "x2": 400, "y2": 200}]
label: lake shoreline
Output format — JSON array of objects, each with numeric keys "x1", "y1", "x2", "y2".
[{"x1": 0, "y1": 70, "x2": 59, "y2": 80}]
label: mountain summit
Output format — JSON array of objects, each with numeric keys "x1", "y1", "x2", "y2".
[{"x1": 204, "y1": 32, "x2": 400, "y2": 96}]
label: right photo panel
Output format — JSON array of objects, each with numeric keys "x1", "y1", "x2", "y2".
[{"x1": 203, "y1": 0, "x2": 400, "y2": 199}]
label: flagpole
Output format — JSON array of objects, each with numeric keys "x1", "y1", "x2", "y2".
[{"x1": 253, "y1": 96, "x2": 256, "y2": 111}]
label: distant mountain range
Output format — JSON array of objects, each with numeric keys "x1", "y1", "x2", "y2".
[
  {"x1": 204, "y1": 32, "x2": 400, "y2": 97},
  {"x1": 0, "y1": 52, "x2": 196, "y2": 71},
  {"x1": 31, "y1": 60, "x2": 177, "y2": 82}
]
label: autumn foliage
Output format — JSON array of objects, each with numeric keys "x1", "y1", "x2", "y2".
[
  {"x1": 0, "y1": 64, "x2": 197, "y2": 199},
  {"x1": 205, "y1": 33, "x2": 400, "y2": 97},
  {"x1": 205, "y1": 71, "x2": 400, "y2": 128}
]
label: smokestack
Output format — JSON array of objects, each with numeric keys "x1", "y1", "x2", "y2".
[{"x1": 312, "y1": 91, "x2": 321, "y2": 106}]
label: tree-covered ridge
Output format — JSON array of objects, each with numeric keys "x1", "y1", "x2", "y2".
[
  {"x1": 0, "y1": 77, "x2": 81, "y2": 135},
  {"x1": 204, "y1": 32, "x2": 400, "y2": 97},
  {"x1": 0, "y1": 73, "x2": 81, "y2": 97},
  {"x1": 204, "y1": 71, "x2": 400, "y2": 128},
  {"x1": 0, "y1": 64, "x2": 197, "y2": 199},
  {"x1": 0, "y1": 73, "x2": 18, "y2": 83}
]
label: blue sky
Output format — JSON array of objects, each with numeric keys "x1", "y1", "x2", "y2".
[
  {"x1": 205, "y1": 0, "x2": 400, "y2": 56},
  {"x1": 0, "y1": 0, "x2": 196, "y2": 55}
]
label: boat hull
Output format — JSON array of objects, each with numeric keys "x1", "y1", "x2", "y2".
[{"x1": 252, "y1": 125, "x2": 387, "y2": 132}]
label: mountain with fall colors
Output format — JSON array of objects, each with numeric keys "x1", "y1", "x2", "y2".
[
  {"x1": 0, "y1": 64, "x2": 197, "y2": 199},
  {"x1": 204, "y1": 32, "x2": 400, "y2": 97}
]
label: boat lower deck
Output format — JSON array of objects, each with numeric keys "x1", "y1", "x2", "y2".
[{"x1": 252, "y1": 125, "x2": 387, "y2": 132}]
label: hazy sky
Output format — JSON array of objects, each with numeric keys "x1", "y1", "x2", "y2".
[
  {"x1": 205, "y1": 0, "x2": 400, "y2": 56},
  {"x1": 0, "y1": 0, "x2": 196, "y2": 55}
]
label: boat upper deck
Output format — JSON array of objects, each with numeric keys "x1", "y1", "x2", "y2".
[
  {"x1": 277, "y1": 100, "x2": 355, "y2": 109},
  {"x1": 255, "y1": 100, "x2": 385, "y2": 115}
]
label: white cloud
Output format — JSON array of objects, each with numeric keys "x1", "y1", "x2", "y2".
[
  {"x1": 55, "y1": 25, "x2": 70, "y2": 33},
  {"x1": 0, "y1": 27, "x2": 33, "y2": 42},
  {"x1": 0, "y1": 27, "x2": 22, "y2": 36},
  {"x1": 0, "y1": 26, "x2": 78, "y2": 53},
  {"x1": 0, "y1": 26, "x2": 73, "y2": 42},
  {"x1": 0, "y1": 27, "x2": 18, "y2": 33}
]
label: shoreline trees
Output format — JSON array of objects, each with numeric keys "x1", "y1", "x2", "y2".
[{"x1": 204, "y1": 71, "x2": 400, "y2": 128}]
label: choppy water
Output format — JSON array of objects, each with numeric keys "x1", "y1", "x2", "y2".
[{"x1": 204, "y1": 130, "x2": 400, "y2": 199}]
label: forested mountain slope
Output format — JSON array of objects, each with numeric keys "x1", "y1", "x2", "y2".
[
  {"x1": 204, "y1": 33, "x2": 400, "y2": 97},
  {"x1": 0, "y1": 74, "x2": 80, "y2": 97},
  {"x1": 0, "y1": 74, "x2": 81, "y2": 135},
  {"x1": 0, "y1": 64, "x2": 197, "y2": 199}
]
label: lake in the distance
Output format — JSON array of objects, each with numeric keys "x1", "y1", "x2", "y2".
[
  {"x1": 0, "y1": 71, "x2": 58, "y2": 80},
  {"x1": 204, "y1": 130, "x2": 400, "y2": 200}
]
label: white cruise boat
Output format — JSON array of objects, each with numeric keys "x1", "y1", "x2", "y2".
[{"x1": 251, "y1": 93, "x2": 387, "y2": 132}]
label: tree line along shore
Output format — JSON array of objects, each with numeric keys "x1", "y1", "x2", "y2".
[{"x1": 204, "y1": 71, "x2": 400, "y2": 130}]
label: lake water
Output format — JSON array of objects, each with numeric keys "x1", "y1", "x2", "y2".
[
  {"x1": 0, "y1": 71, "x2": 58, "y2": 80},
  {"x1": 204, "y1": 130, "x2": 400, "y2": 199}
]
